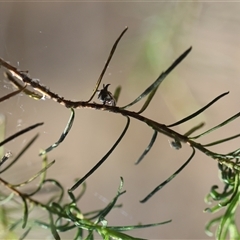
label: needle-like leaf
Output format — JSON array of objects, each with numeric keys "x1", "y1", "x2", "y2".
[
  {"x1": 49, "y1": 211, "x2": 61, "y2": 240},
  {"x1": 0, "y1": 123, "x2": 43, "y2": 147},
  {"x1": 97, "y1": 177, "x2": 125, "y2": 224},
  {"x1": 0, "y1": 134, "x2": 39, "y2": 173},
  {"x1": 121, "y1": 47, "x2": 192, "y2": 109},
  {"x1": 135, "y1": 130, "x2": 157, "y2": 165},
  {"x1": 113, "y1": 86, "x2": 122, "y2": 104},
  {"x1": 167, "y1": 92, "x2": 229, "y2": 127},
  {"x1": 21, "y1": 196, "x2": 28, "y2": 229},
  {"x1": 203, "y1": 133, "x2": 240, "y2": 147},
  {"x1": 85, "y1": 27, "x2": 128, "y2": 103},
  {"x1": 0, "y1": 84, "x2": 26, "y2": 103},
  {"x1": 137, "y1": 84, "x2": 159, "y2": 114},
  {"x1": 140, "y1": 146, "x2": 195, "y2": 203},
  {"x1": 12, "y1": 160, "x2": 55, "y2": 187},
  {"x1": 190, "y1": 112, "x2": 240, "y2": 140},
  {"x1": 183, "y1": 122, "x2": 205, "y2": 137},
  {"x1": 5, "y1": 71, "x2": 43, "y2": 100},
  {"x1": 40, "y1": 108, "x2": 75, "y2": 156},
  {"x1": 69, "y1": 116, "x2": 130, "y2": 192},
  {"x1": 19, "y1": 227, "x2": 32, "y2": 240},
  {"x1": 108, "y1": 219, "x2": 172, "y2": 231}
]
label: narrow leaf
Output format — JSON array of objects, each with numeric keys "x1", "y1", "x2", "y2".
[
  {"x1": 0, "y1": 134, "x2": 39, "y2": 173},
  {"x1": 0, "y1": 84, "x2": 26, "y2": 103},
  {"x1": 217, "y1": 190, "x2": 239, "y2": 239},
  {"x1": 205, "y1": 216, "x2": 222, "y2": 237},
  {"x1": 49, "y1": 211, "x2": 61, "y2": 240},
  {"x1": 190, "y1": 111, "x2": 240, "y2": 140},
  {"x1": 40, "y1": 108, "x2": 75, "y2": 156},
  {"x1": 85, "y1": 27, "x2": 128, "y2": 103},
  {"x1": 0, "y1": 192, "x2": 14, "y2": 205},
  {"x1": 75, "y1": 182, "x2": 87, "y2": 202},
  {"x1": 113, "y1": 86, "x2": 122, "y2": 103},
  {"x1": 0, "y1": 123, "x2": 43, "y2": 147},
  {"x1": 108, "y1": 219, "x2": 172, "y2": 231},
  {"x1": 19, "y1": 227, "x2": 32, "y2": 240},
  {"x1": 203, "y1": 133, "x2": 240, "y2": 147},
  {"x1": 167, "y1": 92, "x2": 229, "y2": 127},
  {"x1": 21, "y1": 196, "x2": 28, "y2": 229},
  {"x1": 69, "y1": 116, "x2": 130, "y2": 192},
  {"x1": 12, "y1": 160, "x2": 55, "y2": 187},
  {"x1": 135, "y1": 130, "x2": 157, "y2": 165},
  {"x1": 5, "y1": 71, "x2": 42, "y2": 100},
  {"x1": 184, "y1": 122, "x2": 205, "y2": 136},
  {"x1": 97, "y1": 177, "x2": 125, "y2": 223},
  {"x1": 121, "y1": 47, "x2": 192, "y2": 109},
  {"x1": 43, "y1": 179, "x2": 64, "y2": 203},
  {"x1": 0, "y1": 113, "x2": 5, "y2": 158},
  {"x1": 0, "y1": 152, "x2": 12, "y2": 167},
  {"x1": 27, "y1": 153, "x2": 49, "y2": 196},
  {"x1": 140, "y1": 146, "x2": 195, "y2": 203},
  {"x1": 137, "y1": 84, "x2": 159, "y2": 114}
]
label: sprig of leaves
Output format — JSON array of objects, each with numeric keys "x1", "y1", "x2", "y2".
[
  {"x1": 1, "y1": 27, "x2": 240, "y2": 239},
  {"x1": 0, "y1": 89, "x2": 171, "y2": 239}
]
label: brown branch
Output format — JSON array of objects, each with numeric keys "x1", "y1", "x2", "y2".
[{"x1": 0, "y1": 56, "x2": 239, "y2": 172}]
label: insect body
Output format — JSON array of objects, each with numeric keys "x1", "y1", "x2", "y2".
[{"x1": 97, "y1": 84, "x2": 116, "y2": 106}]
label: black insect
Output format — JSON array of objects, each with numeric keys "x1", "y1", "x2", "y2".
[{"x1": 97, "y1": 84, "x2": 116, "y2": 106}]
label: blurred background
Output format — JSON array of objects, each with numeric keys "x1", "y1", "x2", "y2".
[{"x1": 0, "y1": 2, "x2": 240, "y2": 239}]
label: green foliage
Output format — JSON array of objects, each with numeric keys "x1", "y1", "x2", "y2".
[
  {"x1": 0, "y1": 125, "x2": 169, "y2": 239},
  {"x1": 0, "y1": 28, "x2": 240, "y2": 239}
]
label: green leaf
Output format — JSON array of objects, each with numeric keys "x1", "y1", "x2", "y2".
[
  {"x1": 140, "y1": 147, "x2": 195, "y2": 203},
  {"x1": 0, "y1": 134, "x2": 39, "y2": 173},
  {"x1": 0, "y1": 114, "x2": 5, "y2": 159},
  {"x1": 108, "y1": 219, "x2": 172, "y2": 231},
  {"x1": 19, "y1": 227, "x2": 32, "y2": 240},
  {"x1": 216, "y1": 174, "x2": 240, "y2": 239},
  {"x1": 97, "y1": 177, "x2": 125, "y2": 224},
  {"x1": 12, "y1": 160, "x2": 55, "y2": 187},
  {"x1": 167, "y1": 92, "x2": 229, "y2": 127},
  {"x1": 190, "y1": 111, "x2": 240, "y2": 140},
  {"x1": 113, "y1": 86, "x2": 122, "y2": 104},
  {"x1": 0, "y1": 82, "x2": 26, "y2": 103},
  {"x1": 0, "y1": 192, "x2": 14, "y2": 205},
  {"x1": 0, "y1": 123, "x2": 43, "y2": 147},
  {"x1": 183, "y1": 122, "x2": 205, "y2": 137},
  {"x1": 137, "y1": 85, "x2": 159, "y2": 114},
  {"x1": 85, "y1": 27, "x2": 128, "y2": 103},
  {"x1": 40, "y1": 108, "x2": 75, "y2": 156},
  {"x1": 203, "y1": 133, "x2": 240, "y2": 147},
  {"x1": 98, "y1": 227, "x2": 146, "y2": 240},
  {"x1": 121, "y1": 47, "x2": 192, "y2": 109},
  {"x1": 5, "y1": 71, "x2": 43, "y2": 100},
  {"x1": 205, "y1": 216, "x2": 222, "y2": 237},
  {"x1": 217, "y1": 191, "x2": 239, "y2": 239},
  {"x1": 135, "y1": 130, "x2": 157, "y2": 164},
  {"x1": 21, "y1": 196, "x2": 28, "y2": 229},
  {"x1": 49, "y1": 211, "x2": 61, "y2": 240},
  {"x1": 69, "y1": 116, "x2": 130, "y2": 192}
]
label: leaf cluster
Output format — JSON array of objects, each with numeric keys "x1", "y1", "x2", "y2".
[{"x1": 0, "y1": 27, "x2": 240, "y2": 239}]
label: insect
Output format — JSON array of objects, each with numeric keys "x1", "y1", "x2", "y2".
[{"x1": 97, "y1": 84, "x2": 116, "y2": 106}]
